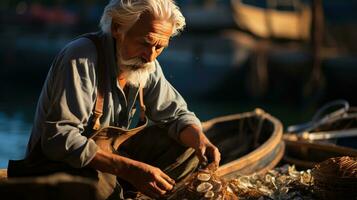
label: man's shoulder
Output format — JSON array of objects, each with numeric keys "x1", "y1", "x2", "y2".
[
  {"x1": 61, "y1": 35, "x2": 97, "y2": 60},
  {"x1": 49, "y1": 34, "x2": 99, "y2": 78}
]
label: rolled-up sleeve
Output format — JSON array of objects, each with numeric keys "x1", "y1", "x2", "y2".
[
  {"x1": 41, "y1": 38, "x2": 98, "y2": 168},
  {"x1": 144, "y1": 61, "x2": 202, "y2": 141}
]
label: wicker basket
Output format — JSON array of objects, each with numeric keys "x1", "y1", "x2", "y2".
[{"x1": 312, "y1": 157, "x2": 357, "y2": 200}]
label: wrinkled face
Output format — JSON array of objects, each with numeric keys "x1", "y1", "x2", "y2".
[{"x1": 112, "y1": 12, "x2": 173, "y2": 69}]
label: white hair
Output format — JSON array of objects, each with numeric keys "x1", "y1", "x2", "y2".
[{"x1": 100, "y1": 0, "x2": 186, "y2": 36}]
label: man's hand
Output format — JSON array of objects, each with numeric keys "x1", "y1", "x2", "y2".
[
  {"x1": 123, "y1": 161, "x2": 175, "y2": 198},
  {"x1": 179, "y1": 125, "x2": 221, "y2": 167},
  {"x1": 89, "y1": 149, "x2": 175, "y2": 198},
  {"x1": 195, "y1": 139, "x2": 221, "y2": 168}
]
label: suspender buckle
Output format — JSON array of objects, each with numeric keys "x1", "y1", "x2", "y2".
[{"x1": 92, "y1": 111, "x2": 102, "y2": 130}]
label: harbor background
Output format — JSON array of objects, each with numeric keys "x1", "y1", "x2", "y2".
[{"x1": 0, "y1": 0, "x2": 357, "y2": 168}]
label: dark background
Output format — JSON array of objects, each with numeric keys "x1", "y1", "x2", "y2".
[{"x1": 0, "y1": 0, "x2": 357, "y2": 167}]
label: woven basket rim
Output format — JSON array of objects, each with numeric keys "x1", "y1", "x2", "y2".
[{"x1": 312, "y1": 170, "x2": 357, "y2": 182}]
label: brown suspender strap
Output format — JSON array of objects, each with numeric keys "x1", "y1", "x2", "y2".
[
  {"x1": 83, "y1": 33, "x2": 107, "y2": 131},
  {"x1": 85, "y1": 32, "x2": 146, "y2": 131},
  {"x1": 92, "y1": 97, "x2": 104, "y2": 130},
  {"x1": 139, "y1": 86, "x2": 146, "y2": 122}
]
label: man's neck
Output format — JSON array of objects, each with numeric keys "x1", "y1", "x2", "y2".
[{"x1": 117, "y1": 75, "x2": 127, "y2": 90}]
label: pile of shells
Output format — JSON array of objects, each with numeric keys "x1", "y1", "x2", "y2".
[
  {"x1": 134, "y1": 158, "x2": 357, "y2": 200},
  {"x1": 227, "y1": 165, "x2": 316, "y2": 200},
  {"x1": 167, "y1": 166, "x2": 238, "y2": 200}
]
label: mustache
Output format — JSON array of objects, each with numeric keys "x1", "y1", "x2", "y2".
[{"x1": 120, "y1": 57, "x2": 145, "y2": 69}]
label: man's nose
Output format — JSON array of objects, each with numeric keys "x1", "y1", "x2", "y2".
[{"x1": 142, "y1": 47, "x2": 157, "y2": 63}]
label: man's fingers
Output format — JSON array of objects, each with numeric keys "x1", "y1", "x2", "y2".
[
  {"x1": 212, "y1": 148, "x2": 221, "y2": 166},
  {"x1": 156, "y1": 176, "x2": 174, "y2": 191},
  {"x1": 139, "y1": 181, "x2": 170, "y2": 199},
  {"x1": 150, "y1": 182, "x2": 167, "y2": 196},
  {"x1": 196, "y1": 148, "x2": 208, "y2": 163},
  {"x1": 160, "y1": 171, "x2": 175, "y2": 186}
]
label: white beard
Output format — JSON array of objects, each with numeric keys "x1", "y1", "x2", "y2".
[{"x1": 116, "y1": 49, "x2": 156, "y2": 87}]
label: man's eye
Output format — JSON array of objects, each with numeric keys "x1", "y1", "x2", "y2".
[{"x1": 156, "y1": 45, "x2": 164, "y2": 50}]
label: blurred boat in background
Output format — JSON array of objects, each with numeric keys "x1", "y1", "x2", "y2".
[
  {"x1": 0, "y1": 0, "x2": 357, "y2": 103},
  {"x1": 283, "y1": 100, "x2": 357, "y2": 168}
]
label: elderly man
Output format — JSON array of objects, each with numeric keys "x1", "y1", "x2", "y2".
[{"x1": 8, "y1": 0, "x2": 220, "y2": 199}]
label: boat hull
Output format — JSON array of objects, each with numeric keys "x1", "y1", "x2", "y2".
[{"x1": 202, "y1": 108, "x2": 284, "y2": 179}]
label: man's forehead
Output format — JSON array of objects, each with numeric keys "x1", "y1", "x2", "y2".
[
  {"x1": 145, "y1": 32, "x2": 169, "y2": 46},
  {"x1": 127, "y1": 12, "x2": 173, "y2": 41}
]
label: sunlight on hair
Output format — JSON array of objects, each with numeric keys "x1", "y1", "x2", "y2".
[{"x1": 100, "y1": 0, "x2": 185, "y2": 36}]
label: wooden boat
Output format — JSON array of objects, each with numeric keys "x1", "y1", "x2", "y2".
[
  {"x1": 283, "y1": 138, "x2": 357, "y2": 169},
  {"x1": 0, "y1": 169, "x2": 6, "y2": 181},
  {"x1": 230, "y1": 0, "x2": 311, "y2": 40},
  {"x1": 166, "y1": 109, "x2": 284, "y2": 199},
  {"x1": 0, "y1": 109, "x2": 284, "y2": 182},
  {"x1": 202, "y1": 108, "x2": 284, "y2": 180},
  {"x1": 283, "y1": 101, "x2": 357, "y2": 168}
]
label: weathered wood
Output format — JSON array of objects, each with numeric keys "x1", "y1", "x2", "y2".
[
  {"x1": 284, "y1": 105, "x2": 357, "y2": 168},
  {"x1": 202, "y1": 108, "x2": 284, "y2": 179},
  {"x1": 231, "y1": 0, "x2": 311, "y2": 40},
  {"x1": 284, "y1": 138, "x2": 357, "y2": 168},
  {"x1": 0, "y1": 173, "x2": 98, "y2": 200},
  {"x1": 0, "y1": 169, "x2": 7, "y2": 181}
]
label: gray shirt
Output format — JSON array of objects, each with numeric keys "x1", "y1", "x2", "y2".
[{"x1": 26, "y1": 32, "x2": 201, "y2": 168}]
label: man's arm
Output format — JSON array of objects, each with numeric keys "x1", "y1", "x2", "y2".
[
  {"x1": 143, "y1": 61, "x2": 221, "y2": 166},
  {"x1": 39, "y1": 38, "x2": 99, "y2": 168},
  {"x1": 88, "y1": 149, "x2": 175, "y2": 198}
]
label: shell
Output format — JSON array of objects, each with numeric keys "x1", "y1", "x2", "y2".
[
  {"x1": 212, "y1": 180, "x2": 222, "y2": 192},
  {"x1": 280, "y1": 187, "x2": 289, "y2": 194},
  {"x1": 227, "y1": 164, "x2": 316, "y2": 200},
  {"x1": 226, "y1": 185, "x2": 234, "y2": 193},
  {"x1": 237, "y1": 176, "x2": 253, "y2": 189},
  {"x1": 214, "y1": 195, "x2": 222, "y2": 200},
  {"x1": 196, "y1": 182, "x2": 213, "y2": 193},
  {"x1": 204, "y1": 191, "x2": 215, "y2": 198},
  {"x1": 257, "y1": 185, "x2": 272, "y2": 195},
  {"x1": 197, "y1": 173, "x2": 211, "y2": 181}
]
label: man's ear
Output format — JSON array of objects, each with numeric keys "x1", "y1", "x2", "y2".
[{"x1": 111, "y1": 23, "x2": 123, "y2": 40}]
